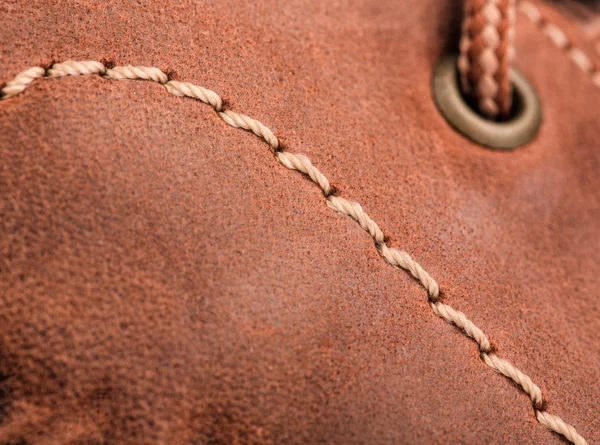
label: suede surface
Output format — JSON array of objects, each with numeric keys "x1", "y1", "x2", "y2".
[{"x1": 0, "y1": 0, "x2": 598, "y2": 444}]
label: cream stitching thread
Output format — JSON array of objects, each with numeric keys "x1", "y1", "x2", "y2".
[
  {"x1": 0, "y1": 60, "x2": 590, "y2": 445},
  {"x1": 519, "y1": 1, "x2": 600, "y2": 88}
]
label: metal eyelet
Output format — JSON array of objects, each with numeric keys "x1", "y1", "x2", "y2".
[{"x1": 432, "y1": 55, "x2": 542, "y2": 150}]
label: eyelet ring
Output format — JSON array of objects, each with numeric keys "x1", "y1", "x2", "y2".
[{"x1": 432, "y1": 55, "x2": 542, "y2": 150}]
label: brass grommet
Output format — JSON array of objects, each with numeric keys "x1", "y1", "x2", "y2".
[{"x1": 432, "y1": 55, "x2": 542, "y2": 150}]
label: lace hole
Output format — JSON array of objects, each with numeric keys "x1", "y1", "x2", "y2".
[{"x1": 432, "y1": 55, "x2": 542, "y2": 150}]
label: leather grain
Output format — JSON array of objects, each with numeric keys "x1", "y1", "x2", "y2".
[{"x1": 0, "y1": 0, "x2": 598, "y2": 444}]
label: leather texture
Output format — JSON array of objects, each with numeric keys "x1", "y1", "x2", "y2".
[{"x1": 0, "y1": 0, "x2": 598, "y2": 443}]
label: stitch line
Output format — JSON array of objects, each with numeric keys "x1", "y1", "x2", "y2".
[
  {"x1": 0, "y1": 60, "x2": 589, "y2": 445},
  {"x1": 519, "y1": 1, "x2": 600, "y2": 88}
]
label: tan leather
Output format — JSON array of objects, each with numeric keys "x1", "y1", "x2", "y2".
[{"x1": 0, "y1": 1, "x2": 598, "y2": 443}]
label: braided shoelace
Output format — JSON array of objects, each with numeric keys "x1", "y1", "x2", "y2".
[{"x1": 459, "y1": 0, "x2": 516, "y2": 119}]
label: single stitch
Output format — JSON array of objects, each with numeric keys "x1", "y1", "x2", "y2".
[
  {"x1": 0, "y1": 61, "x2": 590, "y2": 445},
  {"x1": 47, "y1": 60, "x2": 106, "y2": 78},
  {"x1": 429, "y1": 301, "x2": 491, "y2": 352},
  {"x1": 104, "y1": 65, "x2": 168, "y2": 84},
  {"x1": 276, "y1": 151, "x2": 331, "y2": 197},
  {"x1": 165, "y1": 80, "x2": 223, "y2": 112},
  {"x1": 326, "y1": 196, "x2": 384, "y2": 243},
  {"x1": 377, "y1": 243, "x2": 440, "y2": 300},
  {"x1": 568, "y1": 48, "x2": 593, "y2": 74},
  {"x1": 543, "y1": 23, "x2": 569, "y2": 49},
  {"x1": 482, "y1": 353, "x2": 543, "y2": 408},
  {"x1": 537, "y1": 410, "x2": 589, "y2": 445},
  {"x1": 218, "y1": 109, "x2": 279, "y2": 151},
  {"x1": 0, "y1": 66, "x2": 45, "y2": 100},
  {"x1": 519, "y1": 1, "x2": 541, "y2": 23}
]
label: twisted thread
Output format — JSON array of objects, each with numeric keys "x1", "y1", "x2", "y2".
[
  {"x1": 537, "y1": 411, "x2": 589, "y2": 445},
  {"x1": 1, "y1": 66, "x2": 45, "y2": 99},
  {"x1": 277, "y1": 151, "x2": 332, "y2": 197},
  {"x1": 104, "y1": 65, "x2": 168, "y2": 84},
  {"x1": 378, "y1": 243, "x2": 440, "y2": 300},
  {"x1": 326, "y1": 196, "x2": 384, "y2": 243},
  {"x1": 430, "y1": 301, "x2": 491, "y2": 352},
  {"x1": 48, "y1": 61, "x2": 106, "y2": 77},
  {"x1": 482, "y1": 353, "x2": 543, "y2": 408},
  {"x1": 0, "y1": 59, "x2": 589, "y2": 445},
  {"x1": 165, "y1": 80, "x2": 223, "y2": 112},
  {"x1": 218, "y1": 109, "x2": 279, "y2": 151}
]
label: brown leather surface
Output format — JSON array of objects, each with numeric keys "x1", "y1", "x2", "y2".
[
  {"x1": 546, "y1": 0, "x2": 600, "y2": 53},
  {"x1": 541, "y1": 0, "x2": 600, "y2": 59},
  {"x1": 0, "y1": 0, "x2": 598, "y2": 444}
]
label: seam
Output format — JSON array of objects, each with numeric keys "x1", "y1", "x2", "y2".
[
  {"x1": 519, "y1": 1, "x2": 600, "y2": 88},
  {"x1": 0, "y1": 61, "x2": 590, "y2": 445}
]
